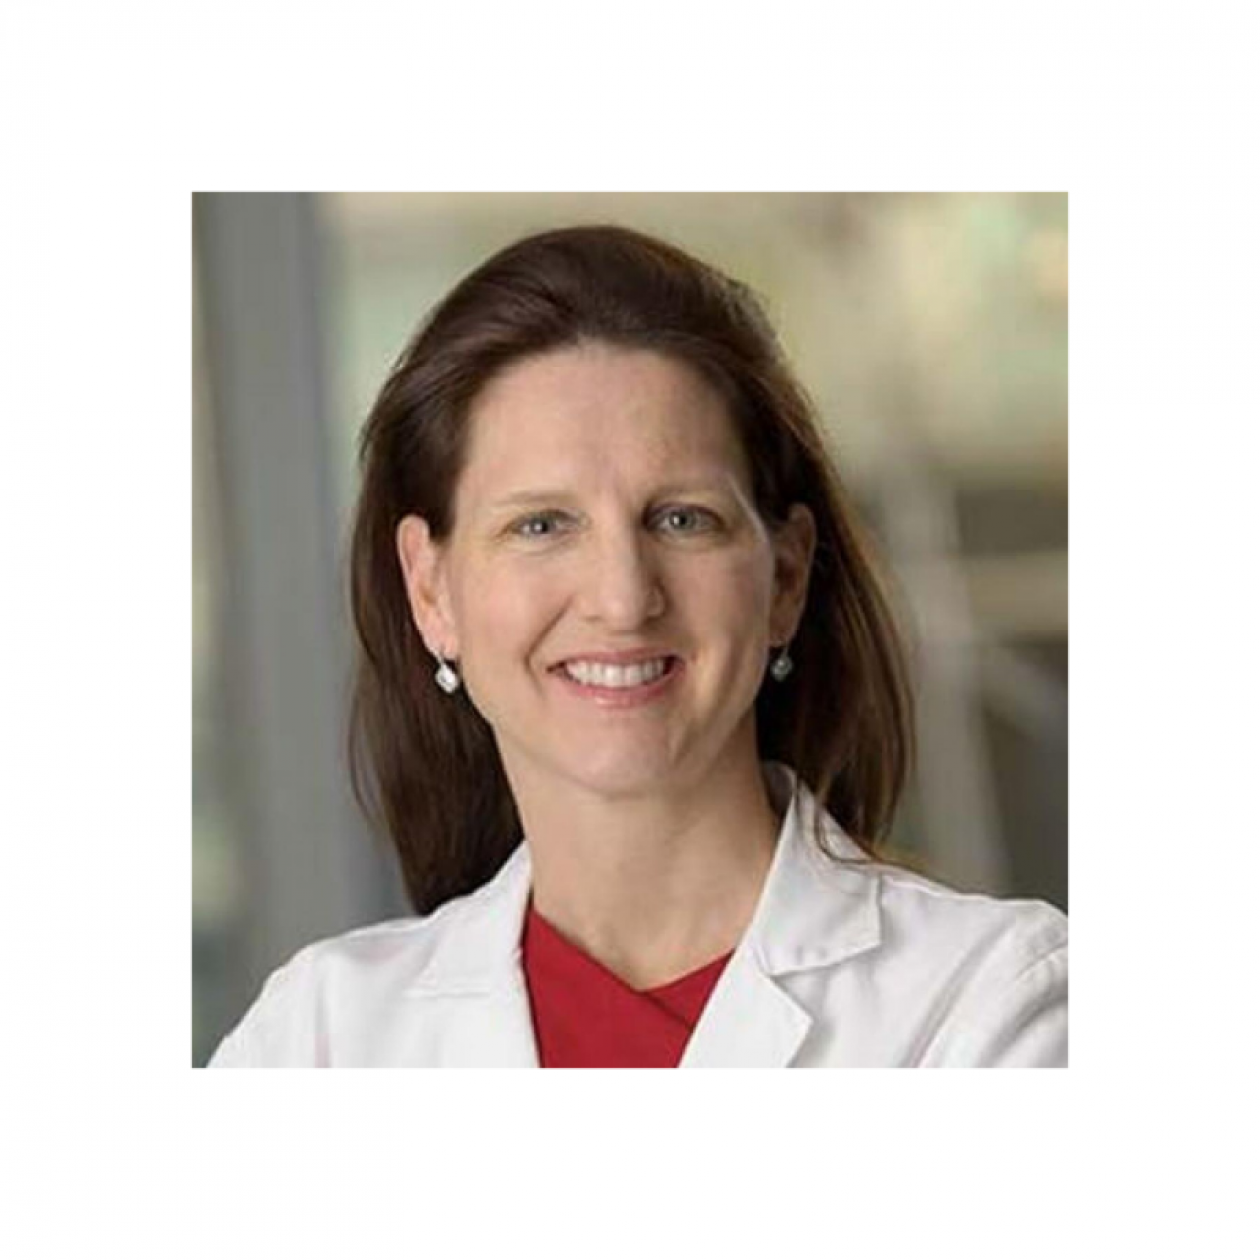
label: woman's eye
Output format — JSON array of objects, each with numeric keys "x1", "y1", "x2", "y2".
[
  {"x1": 510, "y1": 511, "x2": 570, "y2": 539},
  {"x1": 656, "y1": 506, "x2": 719, "y2": 534}
]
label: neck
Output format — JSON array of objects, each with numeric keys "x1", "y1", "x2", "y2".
[{"x1": 506, "y1": 740, "x2": 781, "y2": 990}]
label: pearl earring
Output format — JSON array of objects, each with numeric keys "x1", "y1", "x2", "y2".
[
  {"x1": 769, "y1": 646, "x2": 794, "y2": 682},
  {"x1": 432, "y1": 651, "x2": 461, "y2": 695}
]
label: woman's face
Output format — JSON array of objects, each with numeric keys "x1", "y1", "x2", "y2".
[{"x1": 397, "y1": 342, "x2": 814, "y2": 804}]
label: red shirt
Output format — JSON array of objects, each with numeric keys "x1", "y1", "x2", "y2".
[{"x1": 522, "y1": 902, "x2": 734, "y2": 1068}]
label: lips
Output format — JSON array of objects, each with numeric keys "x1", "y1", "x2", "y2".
[
  {"x1": 550, "y1": 648, "x2": 677, "y2": 668},
  {"x1": 560, "y1": 657, "x2": 672, "y2": 688},
  {"x1": 547, "y1": 651, "x2": 682, "y2": 696}
]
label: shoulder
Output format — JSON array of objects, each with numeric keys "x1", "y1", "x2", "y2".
[
  {"x1": 872, "y1": 859, "x2": 1067, "y2": 969},
  {"x1": 205, "y1": 891, "x2": 487, "y2": 1069},
  {"x1": 775, "y1": 761, "x2": 1066, "y2": 983},
  {"x1": 860, "y1": 860, "x2": 1068, "y2": 1066},
  {"x1": 765, "y1": 762, "x2": 1068, "y2": 1065},
  {"x1": 772, "y1": 848, "x2": 1069, "y2": 1068}
]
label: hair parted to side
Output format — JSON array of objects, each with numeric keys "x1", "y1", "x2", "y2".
[{"x1": 349, "y1": 224, "x2": 914, "y2": 915}]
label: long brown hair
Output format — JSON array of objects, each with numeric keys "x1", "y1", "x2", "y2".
[{"x1": 349, "y1": 224, "x2": 914, "y2": 914}]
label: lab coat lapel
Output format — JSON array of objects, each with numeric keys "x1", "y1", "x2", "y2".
[
  {"x1": 407, "y1": 972, "x2": 540, "y2": 1068},
  {"x1": 404, "y1": 843, "x2": 540, "y2": 1068},
  {"x1": 679, "y1": 765, "x2": 882, "y2": 1069},
  {"x1": 677, "y1": 949, "x2": 814, "y2": 1068}
]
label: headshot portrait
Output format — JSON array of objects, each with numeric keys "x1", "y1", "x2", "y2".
[{"x1": 193, "y1": 192, "x2": 1068, "y2": 1068}]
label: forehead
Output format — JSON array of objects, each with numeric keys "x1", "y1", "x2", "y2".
[{"x1": 457, "y1": 344, "x2": 750, "y2": 504}]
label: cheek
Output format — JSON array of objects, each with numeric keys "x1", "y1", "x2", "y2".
[
  {"x1": 681, "y1": 551, "x2": 776, "y2": 645},
  {"x1": 450, "y1": 564, "x2": 560, "y2": 660}
]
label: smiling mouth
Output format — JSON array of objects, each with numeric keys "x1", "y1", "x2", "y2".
[{"x1": 549, "y1": 654, "x2": 681, "y2": 691}]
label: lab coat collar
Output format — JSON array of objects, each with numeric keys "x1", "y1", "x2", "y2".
[
  {"x1": 679, "y1": 762, "x2": 881, "y2": 1067},
  {"x1": 741, "y1": 761, "x2": 881, "y2": 976},
  {"x1": 409, "y1": 763, "x2": 882, "y2": 1068}
]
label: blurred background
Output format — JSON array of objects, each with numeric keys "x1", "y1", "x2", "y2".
[{"x1": 192, "y1": 192, "x2": 1068, "y2": 1066}]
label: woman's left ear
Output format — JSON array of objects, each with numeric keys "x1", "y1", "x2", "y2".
[{"x1": 771, "y1": 503, "x2": 816, "y2": 642}]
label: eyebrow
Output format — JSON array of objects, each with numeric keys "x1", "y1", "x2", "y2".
[
  {"x1": 486, "y1": 489, "x2": 578, "y2": 512},
  {"x1": 485, "y1": 479, "x2": 739, "y2": 513}
]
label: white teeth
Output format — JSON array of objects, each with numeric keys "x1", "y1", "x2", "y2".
[{"x1": 561, "y1": 657, "x2": 671, "y2": 688}]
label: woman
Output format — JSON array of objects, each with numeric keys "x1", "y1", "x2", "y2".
[{"x1": 209, "y1": 224, "x2": 1067, "y2": 1068}]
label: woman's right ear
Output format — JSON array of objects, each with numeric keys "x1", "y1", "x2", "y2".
[{"x1": 395, "y1": 515, "x2": 459, "y2": 658}]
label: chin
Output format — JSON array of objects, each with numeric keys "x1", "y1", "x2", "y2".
[
  {"x1": 558, "y1": 722, "x2": 756, "y2": 802},
  {"x1": 561, "y1": 750, "x2": 680, "y2": 800},
  {"x1": 513, "y1": 732, "x2": 694, "y2": 801}
]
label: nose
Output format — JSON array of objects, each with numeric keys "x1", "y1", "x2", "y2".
[{"x1": 577, "y1": 524, "x2": 667, "y2": 630}]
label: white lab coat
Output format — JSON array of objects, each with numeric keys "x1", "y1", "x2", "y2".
[{"x1": 208, "y1": 763, "x2": 1067, "y2": 1068}]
